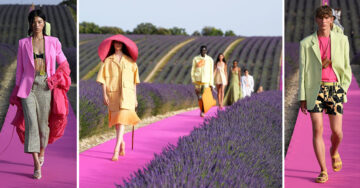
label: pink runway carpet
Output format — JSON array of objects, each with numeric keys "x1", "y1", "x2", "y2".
[
  {"x1": 0, "y1": 105, "x2": 77, "y2": 188},
  {"x1": 80, "y1": 107, "x2": 219, "y2": 187},
  {"x1": 285, "y1": 75, "x2": 360, "y2": 187}
]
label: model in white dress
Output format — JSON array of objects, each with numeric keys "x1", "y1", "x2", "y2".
[
  {"x1": 241, "y1": 69, "x2": 254, "y2": 97},
  {"x1": 214, "y1": 53, "x2": 227, "y2": 109}
]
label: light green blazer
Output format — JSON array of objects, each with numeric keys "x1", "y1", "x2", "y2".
[{"x1": 298, "y1": 31, "x2": 352, "y2": 110}]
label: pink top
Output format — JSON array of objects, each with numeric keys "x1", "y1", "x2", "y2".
[{"x1": 318, "y1": 36, "x2": 338, "y2": 82}]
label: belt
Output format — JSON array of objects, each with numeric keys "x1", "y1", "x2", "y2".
[
  {"x1": 194, "y1": 82, "x2": 209, "y2": 86},
  {"x1": 320, "y1": 81, "x2": 338, "y2": 86}
]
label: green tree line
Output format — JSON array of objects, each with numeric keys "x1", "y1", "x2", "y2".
[{"x1": 79, "y1": 22, "x2": 236, "y2": 36}]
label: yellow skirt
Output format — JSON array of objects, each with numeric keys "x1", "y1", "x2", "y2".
[{"x1": 108, "y1": 109, "x2": 140, "y2": 127}]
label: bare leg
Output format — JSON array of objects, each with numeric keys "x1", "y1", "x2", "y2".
[
  {"x1": 194, "y1": 88, "x2": 204, "y2": 115},
  {"x1": 310, "y1": 112, "x2": 327, "y2": 172},
  {"x1": 220, "y1": 85, "x2": 225, "y2": 108},
  {"x1": 118, "y1": 125, "x2": 126, "y2": 156},
  {"x1": 112, "y1": 124, "x2": 125, "y2": 160},
  {"x1": 39, "y1": 147, "x2": 45, "y2": 166},
  {"x1": 32, "y1": 152, "x2": 40, "y2": 169},
  {"x1": 216, "y1": 85, "x2": 221, "y2": 107},
  {"x1": 39, "y1": 148, "x2": 45, "y2": 157},
  {"x1": 329, "y1": 114, "x2": 343, "y2": 170}
]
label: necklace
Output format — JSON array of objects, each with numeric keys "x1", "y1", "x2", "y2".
[{"x1": 319, "y1": 36, "x2": 331, "y2": 69}]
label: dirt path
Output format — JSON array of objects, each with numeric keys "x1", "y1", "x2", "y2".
[
  {"x1": 79, "y1": 107, "x2": 198, "y2": 152},
  {"x1": 144, "y1": 38, "x2": 195, "y2": 82}
]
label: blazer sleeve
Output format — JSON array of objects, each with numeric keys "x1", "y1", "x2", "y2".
[
  {"x1": 209, "y1": 59, "x2": 214, "y2": 87},
  {"x1": 15, "y1": 40, "x2": 24, "y2": 86},
  {"x1": 298, "y1": 42, "x2": 306, "y2": 101},
  {"x1": 250, "y1": 76, "x2": 254, "y2": 92},
  {"x1": 96, "y1": 62, "x2": 106, "y2": 85},
  {"x1": 191, "y1": 57, "x2": 196, "y2": 83},
  {"x1": 342, "y1": 36, "x2": 352, "y2": 94},
  {"x1": 134, "y1": 64, "x2": 140, "y2": 84},
  {"x1": 55, "y1": 38, "x2": 67, "y2": 64}
]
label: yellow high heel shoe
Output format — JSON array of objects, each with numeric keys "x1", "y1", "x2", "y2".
[
  {"x1": 315, "y1": 171, "x2": 328, "y2": 183},
  {"x1": 330, "y1": 147, "x2": 342, "y2": 172}
]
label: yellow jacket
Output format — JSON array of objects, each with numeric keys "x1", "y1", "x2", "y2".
[
  {"x1": 298, "y1": 31, "x2": 352, "y2": 110},
  {"x1": 191, "y1": 54, "x2": 214, "y2": 87},
  {"x1": 96, "y1": 54, "x2": 140, "y2": 110}
]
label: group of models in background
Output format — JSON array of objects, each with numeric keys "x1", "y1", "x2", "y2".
[
  {"x1": 298, "y1": 5, "x2": 352, "y2": 183},
  {"x1": 190, "y1": 46, "x2": 257, "y2": 117},
  {"x1": 7, "y1": 9, "x2": 71, "y2": 179}
]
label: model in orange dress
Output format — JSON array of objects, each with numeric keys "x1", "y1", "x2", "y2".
[{"x1": 96, "y1": 40, "x2": 140, "y2": 161}]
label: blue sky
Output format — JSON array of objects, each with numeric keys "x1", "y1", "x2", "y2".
[
  {"x1": 80, "y1": 0, "x2": 282, "y2": 36},
  {"x1": 1, "y1": 0, "x2": 283, "y2": 36}
]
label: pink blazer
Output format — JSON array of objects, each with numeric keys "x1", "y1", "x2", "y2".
[{"x1": 16, "y1": 36, "x2": 67, "y2": 98}]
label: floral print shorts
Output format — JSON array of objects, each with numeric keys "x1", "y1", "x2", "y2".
[{"x1": 308, "y1": 83, "x2": 345, "y2": 115}]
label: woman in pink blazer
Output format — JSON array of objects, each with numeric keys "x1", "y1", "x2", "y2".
[{"x1": 11, "y1": 9, "x2": 67, "y2": 179}]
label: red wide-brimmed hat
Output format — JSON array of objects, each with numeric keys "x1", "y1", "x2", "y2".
[{"x1": 98, "y1": 34, "x2": 138, "y2": 62}]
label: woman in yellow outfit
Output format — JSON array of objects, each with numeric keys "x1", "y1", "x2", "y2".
[{"x1": 96, "y1": 40, "x2": 140, "y2": 161}]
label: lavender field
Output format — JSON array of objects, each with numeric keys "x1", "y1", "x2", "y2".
[
  {"x1": 285, "y1": 0, "x2": 360, "y2": 58},
  {"x1": 80, "y1": 80, "x2": 199, "y2": 138},
  {"x1": 117, "y1": 91, "x2": 282, "y2": 187},
  {"x1": 284, "y1": 42, "x2": 299, "y2": 79},
  {"x1": 63, "y1": 47, "x2": 77, "y2": 82},
  {"x1": 79, "y1": 34, "x2": 190, "y2": 80},
  {"x1": 155, "y1": 36, "x2": 238, "y2": 84},
  {"x1": 80, "y1": 34, "x2": 282, "y2": 91},
  {"x1": 0, "y1": 43, "x2": 16, "y2": 68},
  {"x1": 0, "y1": 5, "x2": 76, "y2": 48},
  {"x1": 227, "y1": 37, "x2": 282, "y2": 90}
]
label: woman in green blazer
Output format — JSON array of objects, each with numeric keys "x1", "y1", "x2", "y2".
[{"x1": 298, "y1": 6, "x2": 352, "y2": 183}]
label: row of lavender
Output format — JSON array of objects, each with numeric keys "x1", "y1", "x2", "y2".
[
  {"x1": 79, "y1": 34, "x2": 189, "y2": 80},
  {"x1": 284, "y1": 43, "x2": 299, "y2": 79},
  {"x1": 227, "y1": 37, "x2": 282, "y2": 91},
  {"x1": 155, "y1": 36, "x2": 239, "y2": 84},
  {"x1": 0, "y1": 43, "x2": 16, "y2": 68},
  {"x1": 285, "y1": 0, "x2": 359, "y2": 58},
  {"x1": 79, "y1": 34, "x2": 281, "y2": 90},
  {"x1": 63, "y1": 47, "x2": 77, "y2": 82},
  {"x1": 0, "y1": 5, "x2": 76, "y2": 48},
  {"x1": 80, "y1": 80, "x2": 198, "y2": 138},
  {"x1": 118, "y1": 91, "x2": 282, "y2": 187}
]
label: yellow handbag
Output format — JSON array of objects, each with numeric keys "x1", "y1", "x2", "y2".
[{"x1": 202, "y1": 87, "x2": 216, "y2": 113}]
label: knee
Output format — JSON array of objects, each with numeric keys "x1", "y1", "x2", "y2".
[
  {"x1": 332, "y1": 130, "x2": 343, "y2": 140},
  {"x1": 313, "y1": 126, "x2": 323, "y2": 137}
]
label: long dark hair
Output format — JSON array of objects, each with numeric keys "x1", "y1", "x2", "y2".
[
  {"x1": 106, "y1": 41, "x2": 131, "y2": 60},
  {"x1": 215, "y1": 53, "x2": 227, "y2": 66},
  {"x1": 27, "y1": 9, "x2": 47, "y2": 36}
]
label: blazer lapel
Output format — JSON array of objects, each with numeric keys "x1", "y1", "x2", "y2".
[
  {"x1": 311, "y1": 32, "x2": 322, "y2": 66},
  {"x1": 24, "y1": 37, "x2": 35, "y2": 68},
  {"x1": 44, "y1": 36, "x2": 51, "y2": 73},
  {"x1": 330, "y1": 31, "x2": 336, "y2": 66}
]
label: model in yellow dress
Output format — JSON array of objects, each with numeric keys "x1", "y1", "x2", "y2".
[{"x1": 96, "y1": 41, "x2": 140, "y2": 161}]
